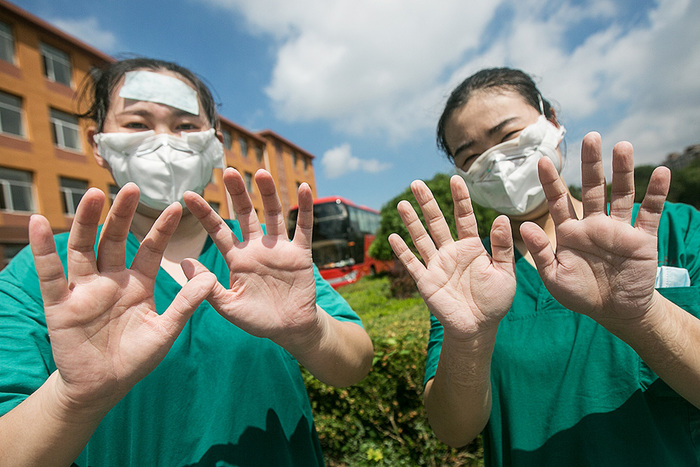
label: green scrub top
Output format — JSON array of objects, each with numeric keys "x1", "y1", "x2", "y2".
[
  {"x1": 425, "y1": 202, "x2": 700, "y2": 466},
  {"x1": 0, "y1": 220, "x2": 363, "y2": 466}
]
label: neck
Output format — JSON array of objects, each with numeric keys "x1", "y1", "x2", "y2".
[
  {"x1": 509, "y1": 193, "x2": 584, "y2": 263},
  {"x1": 130, "y1": 206, "x2": 209, "y2": 263}
]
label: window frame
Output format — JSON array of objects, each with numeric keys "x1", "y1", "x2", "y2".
[
  {"x1": 40, "y1": 43, "x2": 72, "y2": 87},
  {"x1": 50, "y1": 108, "x2": 82, "y2": 151},
  {"x1": 244, "y1": 171, "x2": 253, "y2": 193},
  {"x1": 222, "y1": 129, "x2": 232, "y2": 151},
  {"x1": 0, "y1": 20, "x2": 15, "y2": 64},
  {"x1": 239, "y1": 137, "x2": 248, "y2": 158},
  {"x1": 59, "y1": 176, "x2": 87, "y2": 215},
  {"x1": 0, "y1": 91, "x2": 24, "y2": 137},
  {"x1": 0, "y1": 167, "x2": 35, "y2": 213}
]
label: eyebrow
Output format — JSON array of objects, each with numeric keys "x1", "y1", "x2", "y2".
[
  {"x1": 452, "y1": 116, "x2": 519, "y2": 159},
  {"x1": 117, "y1": 107, "x2": 198, "y2": 118}
]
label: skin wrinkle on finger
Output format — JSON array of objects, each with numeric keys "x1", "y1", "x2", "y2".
[{"x1": 401, "y1": 211, "x2": 437, "y2": 262}]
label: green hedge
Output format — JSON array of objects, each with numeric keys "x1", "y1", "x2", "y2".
[{"x1": 304, "y1": 275, "x2": 483, "y2": 466}]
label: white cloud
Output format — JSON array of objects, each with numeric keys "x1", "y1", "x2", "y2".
[
  {"x1": 49, "y1": 17, "x2": 118, "y2": 53},
  {"x1": 204, "y1": 0, "x2": 501, "y2": 140},
  {"x1": 322, "y1": 143, "x2": 391, "y2": 179},
  {"x1": 205, "y1": 0, "x2": 700, "y2": 176}
]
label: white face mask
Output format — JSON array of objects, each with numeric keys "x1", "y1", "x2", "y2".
[
  {"x1": 94, "y1": 129, "x2": 224, "y2": 211},
  {"x1": 456, "y1": 115, "x2": 566, "y2": 216}
]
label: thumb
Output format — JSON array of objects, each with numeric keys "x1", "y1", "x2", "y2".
[{"x1": 181, "y1": 257, "x2": 230, "y2": 315}]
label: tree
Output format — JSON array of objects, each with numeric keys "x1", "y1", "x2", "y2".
[
  {"x1": 369, "y1": 173, "x2": 499, "y2": 262},
  {"x1": 633, "y1": 161, "x2": 700, "y2": 209}
]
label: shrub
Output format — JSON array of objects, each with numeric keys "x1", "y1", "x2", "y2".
[{"x1": 304, "y1": 275, "x2": 483, "y2": 466}]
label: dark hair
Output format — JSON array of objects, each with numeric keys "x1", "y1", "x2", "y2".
[
  {"x1": 77, "y1": 57, "x2": 218, "y2": 132},
  {"x1": 436, "y1": 67, "x2": 554, "y2": 160}
]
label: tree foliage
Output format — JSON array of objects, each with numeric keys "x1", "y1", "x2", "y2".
[
  {"x1": 304, "y1": 275, "x2": 483, "y2": 466},
  {"x1": 631, "y1": 161, "x2": 699, "y2": 208},
  {"x1": 369, "y1": 173, "x2": 500, "y2": 262}
]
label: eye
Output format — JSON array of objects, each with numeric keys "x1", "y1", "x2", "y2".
[
  {"x1": 457, "y1": 154, "x2": 479, "y2": 171},
  {"x1": 124, "y1": 122, "x2": 149, "y2": 130},
  {"x1": 500, "y1": 130, "x2": 522, "y2": 144},
  {"x1": 176, "y1": 122, "x2": 201, "y2": 132}
]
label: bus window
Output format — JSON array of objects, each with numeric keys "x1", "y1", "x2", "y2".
[{"x1": 287, "y1": 197, "x2": 393, "y2": 289}]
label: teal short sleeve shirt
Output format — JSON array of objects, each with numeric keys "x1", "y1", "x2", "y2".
[
  {"x1": 425, "y1": 202, "x2": 700, "y2": 466},
  {"x1": 0, "y1": 220, "x2": 362, "y2": 466}
]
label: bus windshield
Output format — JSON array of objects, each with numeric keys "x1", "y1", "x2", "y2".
[
  {"x1": 287, "y1": 197, "x2": 391, "y2": 288},
  {"x1": 288, "y1": 201, "x2": 354, "y2": 268}
]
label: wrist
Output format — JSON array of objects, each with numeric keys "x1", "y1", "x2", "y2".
[
  {"x1": 276, "y1": 305, "x2": 329, "y2": 358},
  {"x1": 595, "y1": 291, "x2": 666, "y2": 338},
  {"x1": 45, "y1": 371, "x2": 117, "y2": 426}
]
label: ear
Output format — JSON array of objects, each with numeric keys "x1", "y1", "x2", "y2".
[
  {"x1": 547, "y1": 107, "x2": 560, "y2": 128},
  {"x1": 87, "y1": 126, "x2": 109, "y2": 169},
  {"x1": 215, "y1": 129, "x2": 224, "y2": 144}
]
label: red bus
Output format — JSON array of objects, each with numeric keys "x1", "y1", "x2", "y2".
[{"x1": 287, "y1": 196, "x2": 393, "y2": 289}]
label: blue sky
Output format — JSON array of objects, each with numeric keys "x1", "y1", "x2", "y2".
[{"x1": 13, "y1": 0, "x2": 700, "y2": 211}]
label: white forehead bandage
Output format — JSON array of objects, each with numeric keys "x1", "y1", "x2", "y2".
[{"x1": 119, "y1": 70, "x2": 200, "y2": 115}]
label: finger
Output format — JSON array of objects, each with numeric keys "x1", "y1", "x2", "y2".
[
  {"x1": 130, "y1": 202, "x2": 183, "y2": 279},
  {"x1": 580, "y1": 132, "x2": 607, "y2": 217},
  {"x1": 181, "y1": 258, "x2": 231, "y2": 314},
  {"x1": 292, "y1": 182, "x2": 313, "y2": 249},
  {"x1": 451, "y1": 176, "x2": 479, "y2": 240},
  {"x1": 634, "y1": 166, "x2": 671, "y2": 236},
  {"x1": 397, "y1": 199, "x2": 438, "y2": 263},
  {"x1": 489, "y1": 215, "x2": 515, "y2": 274},
  {"x1": 29, "y1": 215, "x2": 69, "y2": 308},
  {"x1": 96, "y1": 183, "x2": 140, "y2": 272},
  {"x1": 609, "y1": 141, "x2": 636, "y2": 223},
  {"x1": 223, "y1": 168, "x2": 263, "y2": 241},
  {"x1": 183, "y1": 190, "x2": 239, "y2": 255},
  {"x1": 65, "y1": 188, "x2": 106, "y2": 280},
  {"x1": 538, "y1": 156, "x2": 578, "y2": 226},
  {"x1": 519, "y1": 221, "x2": 557, "y2": 283},
  {"x1": 159, "y1": 259, "x2": 218, "y2": 339},
  {"x1": 388, "y1": 233, "x2": 425, "y2": 284},
  {"x1": 256, "y1": 169, "x2": 287, "y2": 240},
  {"x1": 411, "y1": 180, "x2": 454, "y2": 249}
]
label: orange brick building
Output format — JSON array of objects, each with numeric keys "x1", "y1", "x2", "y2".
[{"x1": 0, "y1": 0, "x2": 318, "y2": 267}]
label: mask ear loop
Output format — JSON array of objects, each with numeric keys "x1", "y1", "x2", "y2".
[{"x1": 539, "y1": 93, "x2": 567, "y2": 174}]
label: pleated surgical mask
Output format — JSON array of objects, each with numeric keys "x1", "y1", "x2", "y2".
[
  {"x1": 94, "y1": 129, "x2": 224, "y2": 211},
  {"x1": 456, "y1": 115, "x2": 566, "y2": 216}
]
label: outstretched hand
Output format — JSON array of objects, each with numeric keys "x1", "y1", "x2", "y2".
[
  {"x1": 183, "y1": 168, "x2": 319, "y2": 352},
  {"x1": 520, "y1": 132, "x2": 671, "y2": 324},
  {"x1": 29, "y1": 184, "x2": 217, "y2": 414},
  {"x1": 388, "y1": 177, "x2": 516, "y2": 340}
]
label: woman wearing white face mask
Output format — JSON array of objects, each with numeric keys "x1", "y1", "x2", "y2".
[
  {"x1": 388, "y1": 68, "x2": 700, "y2": 465},
  {"x1": 0, "y1": 58, "x2": 373, "y2": 466}
]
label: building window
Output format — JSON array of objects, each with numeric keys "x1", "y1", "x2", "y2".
[
  {"x1": 303, "y1": 156, "x2": 309, "y2": 171},
  {"x1": 239, "y1": 137, "x2": 248, "y2": 157},
  {"x1": 40, "y1": 43, "x2": 72, "y2": 86},
  {"x1": 244, "y1": 171, "x2": 253, "y2": 193},
  {"x1": 108, "y1": 184, "x2": 119, "y2": 204},
  {"x1": 291, "y1": 150, "x2": 297, "y2": 168},
  {"x1": 1, "y1": 243, "x2": 25, "y2": 268},
  {"x1": 255, "y1": 145, "x2": 263, "y2": 163},
  {"x1": 222, "y1": 129, "x2": 232, "y2": 151},
  {"x1": 0, "y1": 91, "x2": 23, "y2": 137},
  {"x1": 0, "y1": 21, "x2": 14, "y2": 64},
  {"x1": 50, "y1": 108, "x2": 81, "y2": 151},
  {"x1": 59, "y1": 177, "x2": 87, "y2": 215},
  {"x1": 0, "y1": 167, "x2": 34, "y2": 212}
]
